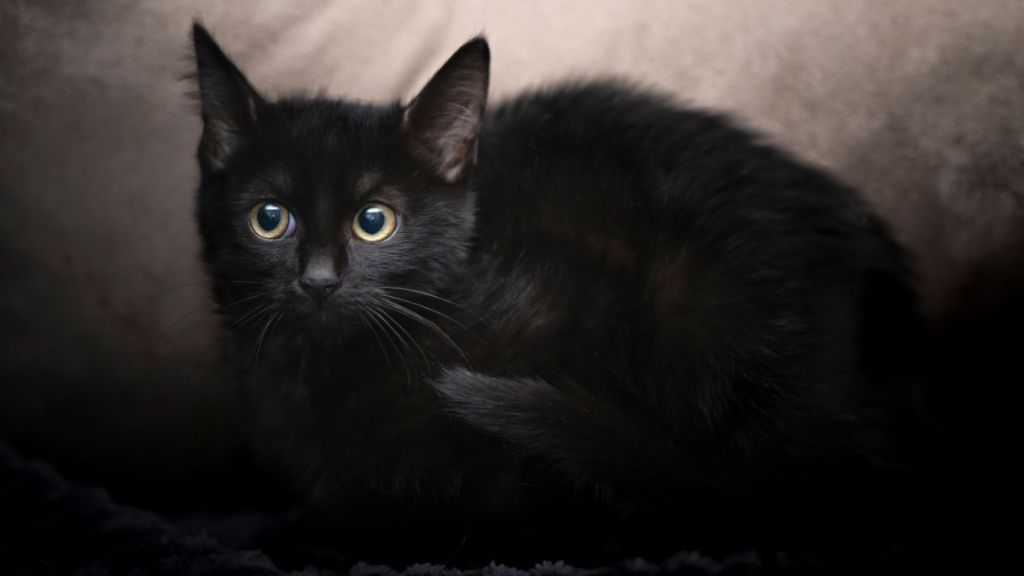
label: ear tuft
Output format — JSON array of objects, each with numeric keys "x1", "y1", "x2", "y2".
[
  {"x1": 403, "y1": 37, "x2": 490, "y2": 183},
  {"x1": 192, "y1": 22, "x2": 263, "y2": 171}
]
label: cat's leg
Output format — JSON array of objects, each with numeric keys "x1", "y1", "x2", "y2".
[
  {"x1": 432, "y1": 367, "x2": 822, "y2": 550},
  {"x1": 431, "y1": 366, "x2": 716, "y2": 499}
]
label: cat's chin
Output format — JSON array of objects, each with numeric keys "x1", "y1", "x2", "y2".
[{"x1": 285, "y1": 301, "x2": 367, "y2": 341}]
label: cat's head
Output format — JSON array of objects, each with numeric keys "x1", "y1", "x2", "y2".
[{"x1": 191, "y1": 24, "x2": 488, "y2": 342}]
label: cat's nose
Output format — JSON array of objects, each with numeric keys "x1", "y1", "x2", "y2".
[
  {"x1": 300, "y1": 276, "x2": 339, "y2": 302},
  {"x1": 299, "y1": 259, "x2": 339, "y2": 302}
]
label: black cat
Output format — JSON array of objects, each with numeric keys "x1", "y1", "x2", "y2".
[{"x1": 192, "y1": 23, "x2": 925, "y2": 568}]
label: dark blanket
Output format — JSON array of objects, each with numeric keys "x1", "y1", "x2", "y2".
[{"x1": 1, "y1": 442, "x2": 950, "y2": 575}]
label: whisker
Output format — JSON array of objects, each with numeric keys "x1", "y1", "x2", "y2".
[
  {"x1": 154, "y1": 314, "x2": 223, "y2": 357},
  {"x1": 379, "y1": 300, "x2": 472, "y2": 369},
  {"x1": 366, "y1": 307, "x2": 413, "y2": 387},
  {"x1": 154, "y1": 307, "x2": 218, "y2": 352},
  {"x1": 376, "y1": 303, "x2": 432, "y2": 368},
  {"x1": 358, "y1": 307, "x2": 394, "y2": 374},
  {"x1": 251, "y1": 306, "x2": 281, "y2": 366},
  {"x1": 379, "y1": 293, "x2": 470, "y2": 331},
  {"x1": 232, "y1": 301, "x2": 277, "y2": 331},
  {"x1": 156, "y1": 290, "x2": 273, "y2": 348},
  {"x1": 375, "y1": 307, "x2": 415, "y2": 361},
  {"x1": 376, "y1": 307, "x2": 425, "y2": 388},
  {"x1": 379, "y1": 285, "x2": 482, "y2": 321}
]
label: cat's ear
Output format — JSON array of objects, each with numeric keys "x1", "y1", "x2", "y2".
[
  {"x1": 192, "y1": 22, "x2": 263, "y2": 171},
  {"x1": 403, "y1": 37, "x2": 490, "y2": 183}
]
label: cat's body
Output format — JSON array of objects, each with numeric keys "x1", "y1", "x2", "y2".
[{"x1": 193, "y1": 26, "x2": 924, "y2": 567}]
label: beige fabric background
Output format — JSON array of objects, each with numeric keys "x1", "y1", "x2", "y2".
[{"x1": 1, "y1": 1, "x2": 1022, "y2": 496}]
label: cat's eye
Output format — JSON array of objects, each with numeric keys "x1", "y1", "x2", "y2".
[
  {"x1": 352, "y1": 203, "x2": 397, "y2": 242},
  {"x1": 249, "y1": 202, "x2": 296, "y2": 240}
]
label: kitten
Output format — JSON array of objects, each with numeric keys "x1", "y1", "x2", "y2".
[{"x1": 191, "y1": 23, "x2": 925, "y2": 567}]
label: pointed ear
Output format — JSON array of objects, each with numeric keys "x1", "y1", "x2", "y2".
[
  {"x1": 403, "y1": 37, "x2": 490, "y2": 183},
  {"x1": 192, "y1": 22, "x2": 263, "y2": 171}
]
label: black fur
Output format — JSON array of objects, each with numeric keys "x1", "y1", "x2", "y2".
[{"x1": 192, "y1": 24, "x2": 925, "y2": 568}]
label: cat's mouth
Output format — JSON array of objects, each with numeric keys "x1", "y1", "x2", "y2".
[
  {"x1": 293, "y1": 286, "x2": 342, "y2": 313},
  {"x1": 287, "y1": 283, "x2": 366, "y2": 332}
]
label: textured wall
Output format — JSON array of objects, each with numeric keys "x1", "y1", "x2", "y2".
[{"x1": 2, "y1": 0, "x2": 1022, "y2": 508}]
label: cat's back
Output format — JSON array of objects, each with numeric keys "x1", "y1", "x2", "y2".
[
  {"x1": 474, "y1": 81, "x2": 874, "y2": 253},
  {"x1": 480, "y1": 80, "x2": 812, "y2": 190},
  {"x1": 471, "y1": 80, "x2": 897, "y2": 307},
  {"x1": 465, "y1": 80, "x2": 918, "y2": 447}
]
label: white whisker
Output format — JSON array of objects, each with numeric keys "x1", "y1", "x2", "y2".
[
  {"x1": 357, "y1": 307, "x2": 394, "y2": 373},
  {"x1": 379, "y1": 299, "x2": 472, "y2": 369},
  {"x1": 366, "y1": 306, "x2": 413, "y2": 387}
]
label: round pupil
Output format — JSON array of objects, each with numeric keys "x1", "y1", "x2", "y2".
[
  {"x1": 359, "y1": 207, "x2": 386, "y2": 235},
  {"x1": 258, "y1": 204, "x2": 282, "y2": 231}
]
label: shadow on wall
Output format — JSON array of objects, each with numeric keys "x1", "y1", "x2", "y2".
[
  {"x1": 830, "y1": 23, "x2": 1024, "y2": 532},
  {"x1": 831, "y1": 22, "x2": 1024, "y2": 320}
]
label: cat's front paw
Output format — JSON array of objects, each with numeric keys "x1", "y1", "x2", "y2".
[
  {"x1": 431, "y1": 367, "x2": 566, "y2": 439},
  {"x1": 431, "y1": 366, "x2": 518, "y2": 425}
]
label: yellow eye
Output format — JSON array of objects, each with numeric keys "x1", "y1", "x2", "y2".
[
  {"x1": 249, "y1": 202, "x2": 296, "y2": 240},
  {"x1": 352, "y1": 203, "x2": 397, "y2": 242}
]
